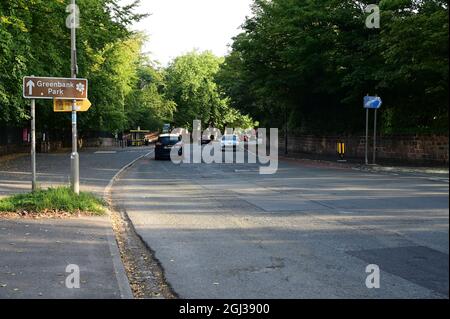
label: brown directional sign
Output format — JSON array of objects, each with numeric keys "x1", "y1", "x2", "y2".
[{"x1": 23, "y1": 76, "x2": 88, "y2": 100}]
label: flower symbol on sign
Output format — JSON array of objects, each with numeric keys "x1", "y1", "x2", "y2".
[{"x1": 76, "y1": 83, "x2": 85, "y2": 94}]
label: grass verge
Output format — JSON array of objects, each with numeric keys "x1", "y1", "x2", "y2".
[{"x1": 0, "y1": 187, "x2": 106, "y2": 217}]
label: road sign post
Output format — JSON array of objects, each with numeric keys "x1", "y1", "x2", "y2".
[
  {"x1": 364, "y1": 95, "x2": 382, "y2": 165},
  {"x1": 373, "y1": 109, "x2": 378, "y2": 164},
  {"x1": 365, "y1": 108, "x2": 369, "y2": 165},
  {"x1": 31, "y1": 98, "x2": 37, "y2": 191},
  {"x1": 284, "y1": 105, "x2": 288, "y2": 156},
  {"x1": 70, "y1": 0, "x2": 80, "y2": 195},
  {"x1": 21, "y1": 0, "x2": 86, "y2": 194}
]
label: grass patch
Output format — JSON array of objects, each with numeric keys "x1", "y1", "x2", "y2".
[{"x1": 0, "y1": 187, "x2": 106, "y2": 216}]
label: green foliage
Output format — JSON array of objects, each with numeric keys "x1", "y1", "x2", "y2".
[
  {"x1": 0, "y1": 0, "x2": 33, "y2": 124},
  {"x1": 9, "y1": 0, "x2": 443, "y2": 137},
  {"x1": 376, "y1": 0, "x2": 449, "y2": 133},
  {"x1": 81, "y1": 34, "x2": 142, "y2": 133},
  {"x1": 0, "y1": 1, "x2": 257, "y2": 138},
  {"x1": 125, "y1": 62, "x2": 176, "y2": 131},
  {"x1": 165, "y1": 50, "x2": 256, "y2": 130},
  {"x1": 0, "y1": 187, "x2": 105, "y2": 214},
  {"x1": 218, "y1": 0, "x2": 449, "y2": 134},
  {"x1": 0, "y1": 0, "x2": 170, "y2": 136}
]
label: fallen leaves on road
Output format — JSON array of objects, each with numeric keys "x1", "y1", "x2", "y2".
[{"x1": 109, "y1": 207, "x2": 177, "y2": 299}]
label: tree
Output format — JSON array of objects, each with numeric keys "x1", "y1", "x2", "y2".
[
  {"x1": 0, "y1": 0, "x2": 149, "y2": 137},
  {"x1": 375, "y1": 0, "x2": 449, "y2": 133},
  {"x1": 218, "y1": 0, "x2": 449, "y2": 134},
  {"x1": 0, "y1": 0, "x2": 34, "y2": 125},
  {"x1": 125, "y1": 62, "x2": 176, "y2": 131},
  {"x1": 165, "y1": 50, "x2": 256, "y2": 130}
]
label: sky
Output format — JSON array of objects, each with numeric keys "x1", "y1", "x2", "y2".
[{"x1": 119, "y1": 0, "x2": 254, "y2": 66}]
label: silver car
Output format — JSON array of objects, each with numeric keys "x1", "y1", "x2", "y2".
[{"x1": 221, "y1": 135, "x2": 240, "y2": 152}]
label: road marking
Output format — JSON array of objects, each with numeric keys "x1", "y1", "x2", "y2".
[
  {"x1": 427, "y1": 178, "x2": 449, "y2": 183},
  {"x1": 95, "y1": 151, "x2": 117, "y2": 154}
]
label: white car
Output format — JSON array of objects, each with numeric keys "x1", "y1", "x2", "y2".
[{"x1": 221, "y1": 135, "x2": 240, "y2": 151}]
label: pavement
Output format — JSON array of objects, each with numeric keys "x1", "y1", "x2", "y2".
[
  {"x1": 0, "y1": 147, "x2": 151, "y2": 299},
  {"x1": 113, "y1": 146, "x2": 449, "y2": 299},
  {"x1": 278, "y1": 155, "x2": 449, "y2": 183}
]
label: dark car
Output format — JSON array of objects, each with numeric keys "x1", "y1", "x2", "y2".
[{"x1": 155, "y1": 134, "x2": 182, "y2": 160}]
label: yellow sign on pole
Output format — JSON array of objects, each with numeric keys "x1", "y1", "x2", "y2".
[
  {"x1": 337, "y1": 142, "x2": 346, "y2": 162},
  {"x1": 54, "y1": 99, "x2": 91, "y2": 112},
  {"x1": 337, "y1": 142, "x2": 345, "y2": 155}
]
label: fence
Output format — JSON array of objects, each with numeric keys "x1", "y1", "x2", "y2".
[{"x1": 0, "y1": 126, "x2": 29, "y2": 156}]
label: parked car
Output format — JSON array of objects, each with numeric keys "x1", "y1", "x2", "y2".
[
  {"x1": 155, "y1": 134, "x2": 182, "y2": 160},
  {"x1": 201, "y1": 135, "x2": 214, "y2": 145},
  {"x1": 221, "y1": 135, "x2": 240, "y2": 152},
  {"x1": 248, "y1": 135, "x2": 264, "y2": 145}
]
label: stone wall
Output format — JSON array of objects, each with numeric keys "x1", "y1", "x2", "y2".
[{"x1": 280, "y1": 134, "x2": 449, "y2": 164}]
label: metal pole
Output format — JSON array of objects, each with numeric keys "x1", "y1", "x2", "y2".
[
  {"x1": 365, "y1": 108, "x2": 369, "y2": 165},
  {"x1": 31, "y1": 99, "x2": 37, "y2": 191},
  {"x1": 285, "y1": 105, "x2": 288, "y2": 156},
  {"x1": 70, "y1": 0, "x2": 79, "y2": 194},
  {"x1": 373, "y1": 109, "x2": 377, "y2": 165}
]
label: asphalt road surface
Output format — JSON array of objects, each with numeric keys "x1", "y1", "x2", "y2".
[
  {"x1": 114, "y1": 146, "x2": 449, "y2": 299},
  {"x1": 0, "y1": 148, "x2": 151, "y2": 197}
]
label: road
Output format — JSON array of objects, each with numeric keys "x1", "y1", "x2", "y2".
[
  {"x1": 114, "y1": 146, "x2": 449, "y2": 299},
  {"x1": 0, "y1": 148, "x2": 151, "y2": 197}
]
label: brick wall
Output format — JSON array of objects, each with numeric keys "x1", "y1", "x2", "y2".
[{"x1": 280, "y1": 134, "x2": 449, "y2": 164}]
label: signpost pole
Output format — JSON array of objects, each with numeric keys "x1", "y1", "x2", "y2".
[
  {"x1": 373, "y1": 109, "x2": 377, "y2": 165},
  {"x1": 365, "y1": 108, "x2": 369, "y2": 165},
  {"x1": 285, "y1": 104, "x2": 288, "y2": 156},
  {"x1": 70, "y1": 0, "x2": 79, "y2": 195},
  {"x1": 31, "y1": 98, "x2": 37, "y2": 191}
]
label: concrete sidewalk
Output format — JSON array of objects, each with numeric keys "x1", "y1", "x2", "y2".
[
  {"x1": 279, "y1": 155, "x2": 449, "y2": 182},
  {"x1": 0, "y1": 217, "x2": 131, "y2": 299},
  {"x1": 355, "y1": 164, "x2": 449, "y2": 182},
  {"x1": 0, "y1": 148, "x2": 151, "y2": 299}
]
